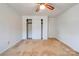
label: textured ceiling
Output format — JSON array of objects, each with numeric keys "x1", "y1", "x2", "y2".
[{"x1": 7, "y1": 3, "x2": 76, "y2": 17}]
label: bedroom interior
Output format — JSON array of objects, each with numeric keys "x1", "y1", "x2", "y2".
[{"x1": 0, "y1": 3, "x2": 79, "y2": 56}]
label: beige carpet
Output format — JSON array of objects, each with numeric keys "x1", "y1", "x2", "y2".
[{"x1": 1, "y1": 38, "x2": 79, "y2": 56}]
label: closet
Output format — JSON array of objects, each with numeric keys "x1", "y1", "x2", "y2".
[{"x1": 22, "y1": 16, "x2": 48, "y2": 40}]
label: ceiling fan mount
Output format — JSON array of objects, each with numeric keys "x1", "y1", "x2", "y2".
[{"x1": 35, "y1": 3, "x2": 55, "y2": 12}]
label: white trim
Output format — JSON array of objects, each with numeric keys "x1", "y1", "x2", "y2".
[
  {"x1": 56, "y1": 36, "x2": 79, "y2": 52},
  {"x1": 0, "y1": 39, "x2": 22, "y2": 54}
]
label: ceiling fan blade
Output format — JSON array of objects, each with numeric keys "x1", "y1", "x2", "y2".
[
  {"x1": 35, "y1": 4, "x2": 40, "y2": 12},
  {"x1": 44, "y1": 3, "x2": 54, "y2": 10}
]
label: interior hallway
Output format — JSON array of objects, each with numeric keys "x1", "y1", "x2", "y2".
[{"x1": 1, "y1": 38, "x2": 79, "y2": 56}]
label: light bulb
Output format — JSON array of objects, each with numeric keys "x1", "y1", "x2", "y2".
[{"x1": 40, "y1": 5, "x2": 45, "y2": 9}]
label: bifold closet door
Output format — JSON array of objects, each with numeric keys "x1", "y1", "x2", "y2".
[{"x1": 32, "y1": 17, "x2": 41, "y2": 39}]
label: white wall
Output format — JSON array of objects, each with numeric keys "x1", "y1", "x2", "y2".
[
  {"x1": 48, "y1": 18, "x2": 56, "y2": 38},
  {"x1": 56, "y1": 4, "x2": 79, "y2": 52},
  {"x1": 0, "y1": 4, "x2": 22, "y2": 53}
]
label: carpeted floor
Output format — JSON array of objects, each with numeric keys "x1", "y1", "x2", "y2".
[{"x1": 0, "y1": 38, "x2": 79, "y2": 56}]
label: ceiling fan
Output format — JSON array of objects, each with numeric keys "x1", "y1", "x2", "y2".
[{"x1": 35, "y1": 3, "x2": 55, "y2": 12}]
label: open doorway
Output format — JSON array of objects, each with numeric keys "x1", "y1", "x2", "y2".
[
  {"x1": 41, "y1": 19, "x2": 43, "y2": 40},
  {"x1": 26, "y1": 19, "x2": 32, "y2": 39}
]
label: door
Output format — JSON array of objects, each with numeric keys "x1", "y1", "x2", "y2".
[
  {"x1": 32, "y1": 17, "x2": 41, "y2": 39},
  {"x1": 26, "y1": 19, "x2": 32, "y2": 39}
]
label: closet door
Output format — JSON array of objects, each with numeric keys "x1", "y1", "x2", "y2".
[
  {"x1": 43, "y1": 17, "x2": 48, "y2": 40},
  {"x1": 32, "y1": 17, "x2": 41, "y2": 39}
]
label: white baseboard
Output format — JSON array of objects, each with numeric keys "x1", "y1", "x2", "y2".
[
  {"x1": 56, "y1": 36, "x2": 79, "y2": 53},
  {"x1": 0, "y1": 39, "x2": 22, "y2": 54}
]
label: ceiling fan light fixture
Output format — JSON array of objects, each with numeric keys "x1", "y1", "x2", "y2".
[{"x1": 40, "y1": 4, "x2": 45, "y2": 10}]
